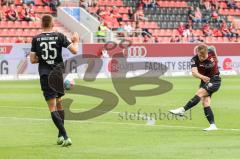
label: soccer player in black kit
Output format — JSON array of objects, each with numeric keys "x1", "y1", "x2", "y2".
[
  {"x1": 170, "y1": 44, "x2": 221, "y2": 131},
  {"x1": 30, "y1": 15, "x2": 79, "y2": 146}
]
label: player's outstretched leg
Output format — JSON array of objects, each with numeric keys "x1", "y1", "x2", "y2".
[
  {"x1": 202, "y1": 97, "x2": 218, "y2": 131},
  {"x1": 169, "y1": 95, "x2": 201, "y2": 116},
  {"x1": 169, "y1": 88, "x2": 207, "y2": 116}
]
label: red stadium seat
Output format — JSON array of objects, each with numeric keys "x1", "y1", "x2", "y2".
[
  {"x1": 115, "y1": 0, "x2": 123, "y2": 6},
  {"x1": 218, "y1": 9, "x2": 224, "y2": 14},
  {"x1": 35, "y1": 21, "x2": 41, "y2": 28},
  {"x1": 26, "y1": 37, "x2": 32, "y2": 43},
  {"x1": 217, "y1": 37, "x2": 224, "y2": 43},
  {"x1": 149, "y1": 22, "x2": 158, "y2": 29},
  {"x1": 229, "y1": 9, "x2": 235, "y2": 15},
  {"x1": 7, "y1": 21, "x2": 14, "y2": 28},
  {"x1": 35, "y1": 0, "x2": 44, "y2": 5},
  {"x1": 14, "y1": 21, "x2": 21, "y2": 28},
  {"x1": 206, "y1": 37, "x2": 213, "y2": 43},
  {"x1": 16, "y1": 29, "x2": 24, "y2": 36},
  {"x1": 8, "y1": 29, "x2": 15, "y2": 36},
  {"x1": 0, "y1": 37, "x2": 4, "y2": 43},
  {"x1": 10, "y1": 37, "x2": 17, "y2": 43},
  {"x1": 219, "y1": 2, "x2": 227, "y2": 8},
  {"x1": 118, "y1": 7, "x2": 129, "y2": 14},
  {"x1": 133, "y1": 37, "x2": 143, "y2": 43},
  {"x1": 0, "y1": 29, "x2": 8, "y2": 36},
  {"x1": 36, "y1": 6, "x2": 45, "y2": 12},
  {"x1": 182, "y1": 37, "x2": 188, "y2": 43},
  {"x1": 223, "y1": 37, "x2": 230, "y2": 42},
  {"x1": 98, "y1": 0, "x2": 107, "y2": 6},
  {"x1": 44, "y1": 6, "x2": 53, "y2": 13},
  {"x1": 28, "y1": 21, "x2": 33, "y2": 28},
  {"x1": 168, "y1": 1, "x2": 175, "y2": 7},
  {"x1": 88, "y1": 7, "x2": 98, "y2": 13},
  {"x1": 0, "y1": 21, "x2": 7, "y2": 28},
  {"x1": 21, "y1": 21, "x2": 29, "y2": 28},
  {"x1": 15, "y1": 0, "x2": 22, "y2": 5},
  {"x1": 3, "y1": 37, "x2": 11, "y2": 43}
]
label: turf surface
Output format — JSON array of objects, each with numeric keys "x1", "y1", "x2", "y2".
[{"x1": 0, "y1": 76, "x2": 239, "y2": 159}]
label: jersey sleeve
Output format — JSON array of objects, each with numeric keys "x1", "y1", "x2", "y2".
[
  {"x1": 60, "y1": 33, "x2": 72, "y2": 48},
  {"x1": 31, "y1": 37, "x2": 37, "y2": 53},
  {"x1": 191, "y1": 56, "x2": 197, "y2": 68}
]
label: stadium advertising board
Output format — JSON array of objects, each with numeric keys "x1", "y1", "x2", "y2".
[
  {"x1": 0, "y1": 43, "x2": 239, "y2": 77},
  {"x1": 83, "y1": 43, "x2": 240, "y2": 76},
  {"x1": 0, "y1": 44, "x2": 81, "y2": 75},
  {"x1": 82, "y1": 43, "x2": 240, "y2": 57}
]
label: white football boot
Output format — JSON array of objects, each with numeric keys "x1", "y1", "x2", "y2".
[
  {"x1": 203, "y1": 124, "x2": 218, "y2": 131},
  {"x1": 169, "y1": 107, "x2": 185, "y2": 116}
]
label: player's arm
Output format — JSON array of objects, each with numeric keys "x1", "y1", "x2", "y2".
[
  {"x1": 30, "y1": 37, "x2": 38, "y2": 64},
  {"x1": 192, "y1": 67, "x2": 209, "y2": 83},
  {"x1": 68, "y1": 43, "x2": 78, "y2": 55},
  {"x1": 30, "y1": 52, "x2": 39, "y2": 64},
  {"x1": 67, "y1": 32, "x2": 79, "y2": 55}
]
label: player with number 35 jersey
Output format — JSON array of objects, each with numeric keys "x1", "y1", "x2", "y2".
[{"x1": 30, "y1": 14, "x2": 79, "y2": 147}]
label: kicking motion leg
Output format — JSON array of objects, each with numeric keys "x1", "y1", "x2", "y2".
[{"x1": 169, "y1": 88, "x2": 208, "y2": 116}]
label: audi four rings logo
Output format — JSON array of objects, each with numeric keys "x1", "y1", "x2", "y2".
[{"x1": 124, "y1": 46, "x2": 147, "y2": 57}]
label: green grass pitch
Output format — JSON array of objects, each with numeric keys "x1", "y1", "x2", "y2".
[{"x1": 0, "y1": 76, "x2": 240, "y2": 159}]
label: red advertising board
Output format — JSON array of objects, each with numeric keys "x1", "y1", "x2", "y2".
[
  {"x1": 82, "y1": 43, "x2": 240, "y2": 57},
  {"x1": 0, "y1": 46, "x2": 13, "y2": 54}
]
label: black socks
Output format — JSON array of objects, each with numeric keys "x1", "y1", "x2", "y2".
[
  {"x1": 183, "y1": 95, "x2": 201, "y2": 111},
  {"x1": 204, "y1": 107, "x2": 215, "y2": 124},
  {"x1": 57, "y1": 110, "x2": 65, "y2": 137},
  {"x1": 58, "y1": 110, "x2": 65, "y2": 124},
  {"x1": 51, "y1": 111, "x2": 68, "y2": 139}
]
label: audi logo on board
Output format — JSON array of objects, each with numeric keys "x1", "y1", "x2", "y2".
[{"x1": 123, "y1": 46, "x2": 147, "y2": 58}]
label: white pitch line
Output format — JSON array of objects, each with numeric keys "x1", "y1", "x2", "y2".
[
  {"x1": 0, "y1": 105, "x2": 156, "y2": 125},
  {"x1": 0, "y1": 105, "x2": 120, "y2": 113},
  {"x1": 0, "y1": 116, "x2": 239, "y2": 131}
]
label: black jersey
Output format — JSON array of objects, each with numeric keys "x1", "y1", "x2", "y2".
[
  {"x1": 191, "y1": 48, "x2": 220, "y2": 78},
  {"x1": 31, "y1": 32, "x2": 71, "y2": 76}
]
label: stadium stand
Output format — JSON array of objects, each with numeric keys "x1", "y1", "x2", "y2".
[
  {"x1": 86, "y1": 0, "x2": 240, "y2": 43},
  {"x1": 1, "y1": 0, "x2": 240, "y2": 43},
  {"x1": 0, "y1": 0, "x2": 70, "y2": 43}
]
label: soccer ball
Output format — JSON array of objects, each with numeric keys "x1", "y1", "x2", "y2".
[{"x1": 64, "y1": 79, "x2": 75, "y2": 90}]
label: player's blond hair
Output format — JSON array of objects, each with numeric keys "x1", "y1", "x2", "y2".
[{"x1": 196, "y1": 44, "x2": 208, "y2": 55}]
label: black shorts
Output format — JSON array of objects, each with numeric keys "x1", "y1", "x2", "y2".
[
  {"x1": 40, "y1": 74, "x2": 64, "y2": 101},
  {"x1": 199, "y1": 75, "x2": 221, "y2": 97}
]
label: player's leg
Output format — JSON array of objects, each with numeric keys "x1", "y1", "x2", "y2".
[
  {"x1": 202, "y1": 96, "x2": 218, "y2": 131},
  {"x1": 41, "y1": 73, "x2": 71, "y2": 146},
  {"x1": 169, "y1": 88, "x2": 208, "y2": 116},
  {"x1": 48, "y1": 98, "x2": 72, "y2": 146},
  {"x1": 57, "y1": 98, "x2": 64, "y2": 124},
  {"x1": 41, "y1": 75, "x2": 68, "y2": 141},
  {"x1": 56, "y1": 94, "x2": 72, "y2": 146},
  {"x1": 56, "y1": 97, "x2": 64, "y2": 137},
  {"x1": 47, "y1": 98, "x2": 68, "y2": 140}
]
